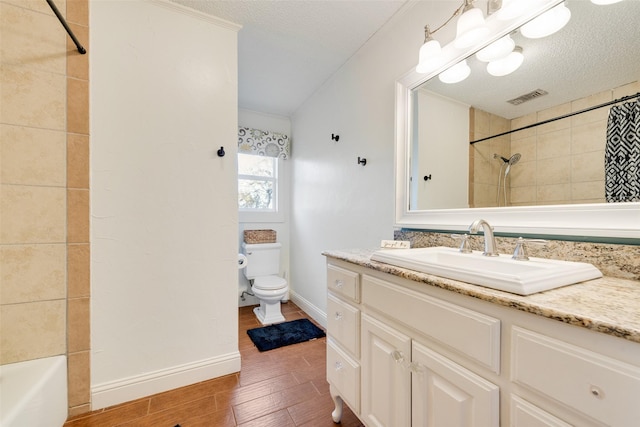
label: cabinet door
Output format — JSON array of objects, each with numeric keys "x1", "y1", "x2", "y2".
[
  {"x1": 412, "y1": 340, "x2": 499, "y2": 427},
  {"x1": 361, "y1": 313, "x2": 412, "y2": 427}
]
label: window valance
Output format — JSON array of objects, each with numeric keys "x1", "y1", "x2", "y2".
[{"x1": 238, "y1": 127, "x2": 290, "y2": 159}]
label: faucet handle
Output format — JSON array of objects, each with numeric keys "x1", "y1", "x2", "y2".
[
  {"x1": 512, "y1": 237, "x2": 547, "y2": 261},
  {"x1": 451, "y1": 233, "x2": 472, "y2": 254}
]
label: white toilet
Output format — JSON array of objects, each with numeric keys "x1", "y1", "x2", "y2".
[{"x1": 242, "y1": 242, "x2": 289, "y2": 325}]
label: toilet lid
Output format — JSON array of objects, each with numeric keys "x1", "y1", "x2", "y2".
[{"x1": 253, "y1": 275, "x2": 287, "y2": 290}]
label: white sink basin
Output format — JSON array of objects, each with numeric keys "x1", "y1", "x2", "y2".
[{"x1": 370, "y1": 246, "x2": 602, "y2": 295}]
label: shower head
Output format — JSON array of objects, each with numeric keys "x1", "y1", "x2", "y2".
[
  {"x1": 494, "y1": 153, "x2": 510, "y2": 163},
  {"x1": 505, "y1": 153, "x2": 521, "y2": 176},
  {"x1": 509, "y1": 153, "x2": 521, "y2": 165}
]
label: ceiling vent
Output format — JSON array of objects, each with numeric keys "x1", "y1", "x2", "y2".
[{"x1": 507, "y1": 89, "x2": 548, "y2": 105}]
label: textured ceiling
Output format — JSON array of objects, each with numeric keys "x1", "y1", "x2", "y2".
[
  {"x1": 422, "y1": 0, "x2": 640, "y2": 119},
  {"x1": 169, "y1": 0, "x2": 409, "y2": 116},
  {"x1": 166, "y1": 1, "x2": 640, "y2": 119}
]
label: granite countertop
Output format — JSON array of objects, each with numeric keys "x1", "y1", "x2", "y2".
[{"x1": 323, "y1": 248, "x2": 640, "y2": 344}]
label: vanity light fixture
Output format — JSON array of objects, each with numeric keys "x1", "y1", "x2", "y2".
[
  {"x1": 496, "y1": 0, "x2": 536, "y2": 21},
  {"x1": 415, "y1": 0, "x2": 494, "y2": 74},
  {"x1": 475, "y1": 34, "x2": 515, "y2": 62},
  {"x1": 454, "y1": 0, "x2": 490, "y2": 48},
  {"x1": 416, "y1": 26, "x2": 445, "y2": 74},
  {"x1": 521, "y1": 2, "x2": 571, "y2": 39},
  {"x1": 439, "y1": 60, "x2": 471, "y2": 84},
  {"x1": 487, "y1": 46, "x2": 524, "y2": 76}
]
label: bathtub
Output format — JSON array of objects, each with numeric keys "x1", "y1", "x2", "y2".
[{"x1": 0, "y1": 355, "x2": 68, "y2": 427}]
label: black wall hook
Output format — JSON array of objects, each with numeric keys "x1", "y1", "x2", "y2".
[
  {"x1": 423, "y1": 174, "x2": 432, "y2": 181},
  {"x1": 217, "y1": 147, "x2": 225, "y2": 157},
  {"x1": 331, "y1": 134, "x2": 340, "y2": 142},
  {"x1": 358, "y1": 157, "x2": 367, "y2": 166}
]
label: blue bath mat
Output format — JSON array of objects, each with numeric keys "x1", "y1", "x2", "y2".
[{"x1": 247, "y1": 318, "x2": 325, "y2": 352}]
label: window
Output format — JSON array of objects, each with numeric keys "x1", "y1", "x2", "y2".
[{"x1": 238, "y1": 153, "x2": 278, "y2": 212}]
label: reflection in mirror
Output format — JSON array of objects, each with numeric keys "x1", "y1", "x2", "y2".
[{"x1": 409, "y1": 0, "x2": 640, "y2": 211}]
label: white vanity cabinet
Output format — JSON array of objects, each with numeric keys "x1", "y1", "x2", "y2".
[
  {"x1": 325, "y1": 257, "x2": 640, "y2": 427},
  {"x1": 326, "y1": 264, "x2": 362, "y2": 421}
]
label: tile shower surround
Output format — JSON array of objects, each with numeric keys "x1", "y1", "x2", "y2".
[
  {"x1": 394, "y1": 230, "x2": 640, "y2": 281},
  {"x1": 0, "y1": 0, "x2": 91, "y2": 417}
]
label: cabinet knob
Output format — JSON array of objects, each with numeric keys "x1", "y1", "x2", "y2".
[
  {"x1": 334, "y1": 279, "x2": 344, "y2": 289},
  {"x1": 391, "y1": 350, "x2": 405, "y2": 364},
  {"x1": 334, "y1": 361, "x2": 343, "y2": 371},
  {"x1": 335, "y1": 312, "x2": 343, "y2": 320},
  {"x1": 590, "y1": 385, "x2": 604, "y2": 399}
]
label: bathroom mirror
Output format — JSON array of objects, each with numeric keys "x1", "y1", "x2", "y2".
[{"x1": 395, "y1": 0, "x2": 640, "y2": 239}]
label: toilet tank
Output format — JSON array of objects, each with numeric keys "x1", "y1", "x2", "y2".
[{"x1": 242, "y1": 242, "x2": 281, "y2": 278}]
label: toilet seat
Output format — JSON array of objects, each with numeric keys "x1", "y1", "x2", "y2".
[{"x1": 252, "y1": 275, "x2": 287, "y2": 291}]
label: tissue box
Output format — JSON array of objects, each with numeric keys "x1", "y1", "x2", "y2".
[{"x1": 243, "y1": 229, "x2": 276, "y2": 244}]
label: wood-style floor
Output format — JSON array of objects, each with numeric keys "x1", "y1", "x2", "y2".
[{"x1": 64, "y1": 302, "x2": 363, "y2": 426}]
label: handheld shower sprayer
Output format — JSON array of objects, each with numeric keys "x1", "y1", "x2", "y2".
[{"x1": 493, "y1": 153, "x2": 522, "y2": 206}]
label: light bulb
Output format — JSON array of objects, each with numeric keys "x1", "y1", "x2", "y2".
[
  {"x1": 454, "y1": 6, "x2": 489, "y2": 49},
  {"x1": 416, "y1": 38, "x2": 445, "y2": 74},
  {"x1": 521, "y1": 3, "x2": 571, "y2": 39},
  {"x1": 497, "y1": 0, "x2": 537, "y2": 21},
  {"x1": 487, "y1": 47, "x2": 524, "y2": 76},
  {"x1": 439, "y1": 60, "x2": 471, "y2": 84},
  {"x1": 590, "y1": 0, "x2": 623, "y2": 4},
  {"x1": 476, "y1": 35, "x2": 515, "y2": 62}
]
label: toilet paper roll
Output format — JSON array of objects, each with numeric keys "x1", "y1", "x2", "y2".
[{"x1": 238, "y1": 253, "x2": 248, "y2": 269}]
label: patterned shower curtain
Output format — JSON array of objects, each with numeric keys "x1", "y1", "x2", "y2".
[{"x1": 605, "y1": 99, "x2": 640, "y2": 202}]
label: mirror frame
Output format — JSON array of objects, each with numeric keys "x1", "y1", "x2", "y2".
[{"x1": 395, "y1": 0, "x2": 640, "y2": 240}]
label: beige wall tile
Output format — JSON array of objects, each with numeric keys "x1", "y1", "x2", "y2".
[
  {"x1": 474, "y1": 109, "x2": 491, "y2": 136},
  {"x1": 511, "y1": 113, "x2": 537, "y2": 140},
  {"x1": 0, "y1": 125, "x2": 66, "y2": 186},
  {"x1": 68, "y1": 133, "x2": 89, "y2": 188},
  {"x1": 68, "y1": 243, "x2": 90, "y2": 298},
  {"x1": 0, "y1": 244, "x2": 66, "y2": 305},
  {"x1": 572, "y1": 120, "x2": 606, "y2": 154},
  {"x1": 0, "y1": 3, "x2": 66, "y2": 73},
  {"x1": 573, "y1": 151, "x2": 605, "y2": 182},
  {"x1": 537, "y1": 157, "x2": 570, "y2": 186},
  {"x1": 613, "y1": 81, "x2": 640, "y2": 99},
  {"x1": 511, "y1": 135, "x2": 537, "y2": 161},
  {"x1": 0, "y1": 185, "x2": 66, "y2": 244},
  {"x1": 537, "y1": 128, "x2": 571, "y2": 159},
  {"x1": 68, "y1": 297, "x2": 90, "y2": 353},
  {"x1": 511, "y1": 185, "x2": 536, "y2": 205},
  {"x1": 572, "y1": 181, "x2": 605, "y2": 202},
  {"x1": 68, "y1": 350, "x2": 91, "y2": 407},
  {"x1": 66, "y1": 0, "x2": 88, "y2": 25},
  {"x1": 0, "y1": 299, "x2": 66, "y2": 364},
  {"x1": 571, "y1": 90, "x2": 612, "y2": 127},
  {"x1": 67, "y1": 189, "x2": 89, "y2": 243},
  {"x1": 537, "y1": 183, "x2": 571, "y2": 203},
  {"x1": 3, "y1": 0, "x2": 67, "y2": 14},
  {"x1": 510, "y1": 161, "x2": 535, "y2": 188},
  {"x1": 0, "y1": 65, "x2": 66, "y2": 130},
  {"x1": 536, "y1": 102, "x2": 571, "y2": 134},
  {"x1": 67, "y1": 77, "x2": 89, "y2": 135},
  {"x1": 67, "y1": 22, "x2": 89, "y2": 80}
]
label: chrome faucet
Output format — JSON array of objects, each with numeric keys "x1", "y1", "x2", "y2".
[{"x1": 468, "y1": 219, "x2": 498, "y2": 257}]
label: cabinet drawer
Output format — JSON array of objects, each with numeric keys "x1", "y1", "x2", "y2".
[
  {"x1": 512, "y1": 327, "x2": 640, "y2": 426},
  {"x1": 327, "y1": 264, "x2": 360, "y2": 302},
  {"x1": 510, "y1": 395, "x2": 571, "y2": 427},
  {"x1": 327, "y1": 338, "x2": 360, "y2": 413},
  {"x1": 362, "y1": 274, "x2": 501, "y2": 373},
  {"x1": 327, "y1": 294, "x2": 360, "y2": 357}
]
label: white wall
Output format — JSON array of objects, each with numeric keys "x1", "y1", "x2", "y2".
[
  {"x1": 237, "y1": 110, "x2": 291, "y2": 306},
  {"x1": 290, "y1": 2, "x2": 456, "y2": 325},
  {"x1": 91, "y1": 0, "x2": 240, "y2": 408}
]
